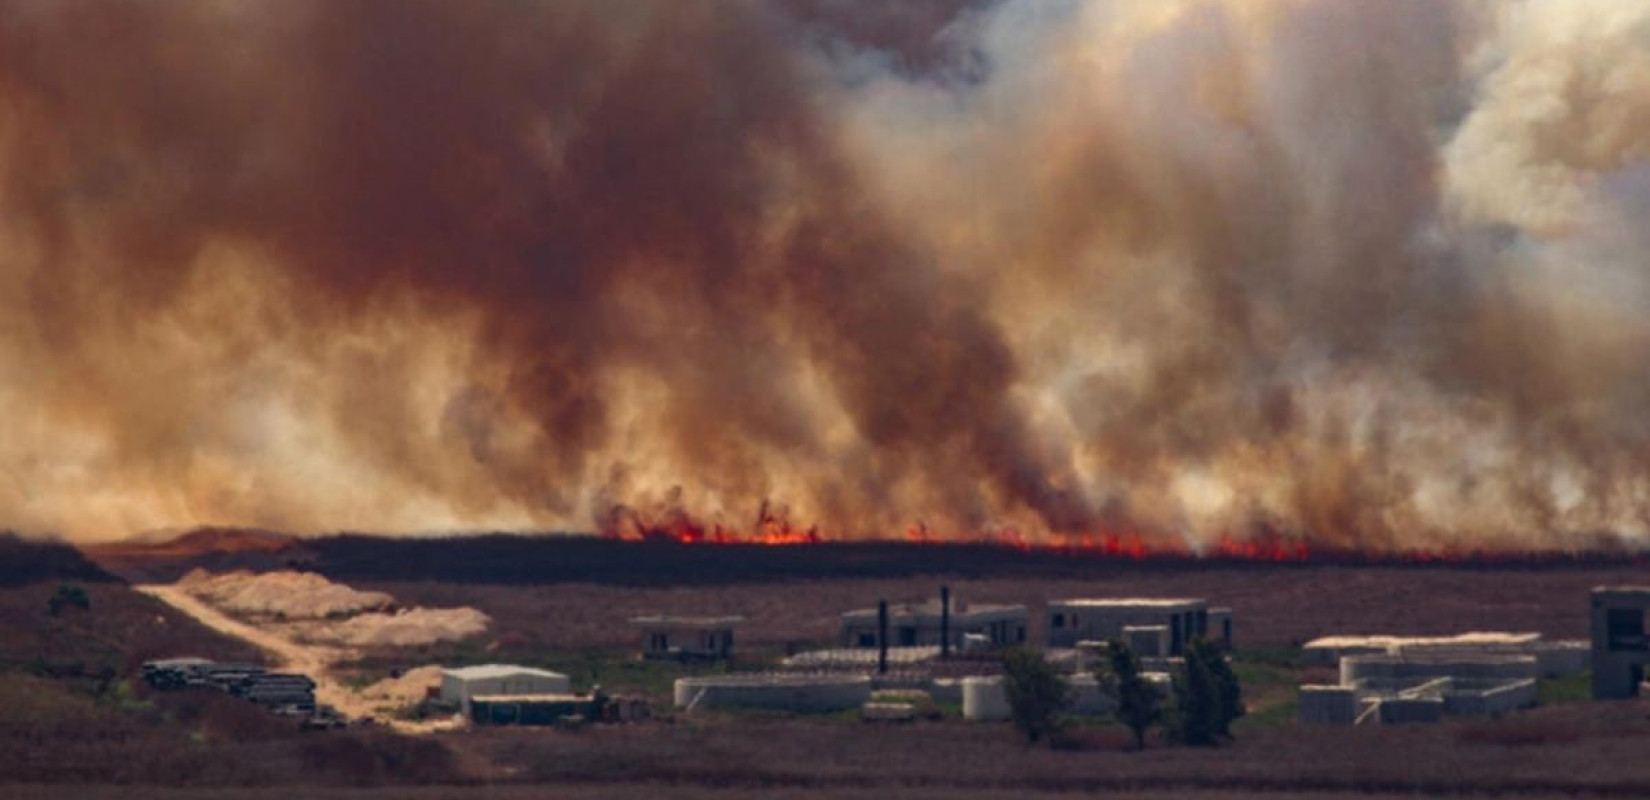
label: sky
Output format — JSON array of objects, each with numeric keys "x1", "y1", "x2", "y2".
[{"x1": 1, "y1": 0, "x2": 1649, "y2": 549}]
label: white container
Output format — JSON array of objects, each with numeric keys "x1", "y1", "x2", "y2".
[{"x1": 961, "y1": 676, "x2": 1011, "y2": 721}]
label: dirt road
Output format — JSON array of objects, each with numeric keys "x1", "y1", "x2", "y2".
[{"x1": 137, "y1": 583, "x2": 456, "y2": 733}]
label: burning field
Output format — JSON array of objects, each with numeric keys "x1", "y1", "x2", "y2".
[{"x1": 2, "y1": 0, "x2": 1650, "y2": 555}]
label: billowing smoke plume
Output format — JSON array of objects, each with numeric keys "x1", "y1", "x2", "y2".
[{"x1": 1, "y1": 0, "x2": 1647, "y2": 549}]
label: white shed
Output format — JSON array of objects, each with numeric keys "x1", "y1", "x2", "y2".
[{"x1": 440, "y1": 664, "x2": 571, "y2": 713}]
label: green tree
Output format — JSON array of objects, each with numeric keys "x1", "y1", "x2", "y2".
[
  {"x1": 1097, "y1": 640, "x2": 1161, "y2": 750},
  {"x1": 47, "y1": 584, "x2": 90, "y2": 617},
  {"x1": 1200, "y1": 638, "x2": 1244, "y2": 737},
  {"x1": 1168, "y1": 637, "x2": 1241, "y2": 746},
  {"x1": 1001, "y1": 647, "x2": 1071, "y2": 744}
]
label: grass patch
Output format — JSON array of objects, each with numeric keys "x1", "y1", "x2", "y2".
[{"x1": 1537, "y1": 672, "x2": 1591, "y2": 705}]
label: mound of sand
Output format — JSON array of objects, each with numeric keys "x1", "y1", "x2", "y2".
[
  {"x1": 180, "y1": 568, "x2": 394, "y2": 619},
  {"x1": 315, "y1": 607, "x2": 493, "y2": 648},
  {"x1": 360, "y1": 664, "x2": 445, "y2": 706}
]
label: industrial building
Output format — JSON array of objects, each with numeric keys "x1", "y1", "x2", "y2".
[
  {"x1": 1301, "y1": 632, "x2": 1588, "y2": 678},
  {"x1": 630, "y1": 615, "x2": 743, "y2": 660},
  {"x1": 1045, "y1": 597, "x2": 1214, "y2": 653},
  {"x1": 841, "y1": 594, "x2": 1027, "y2": 650},
  {"x1": 1297, "y1": 636, "x2": 1557, "y2": 725},
  {"x1": 1591, "y1": 586, "x2": 1650, "y2": 699},
  {"x1": 440, "y1": 664, "x2": 571, "y2": 714}
]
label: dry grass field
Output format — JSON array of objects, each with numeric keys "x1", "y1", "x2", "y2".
[{"x1": 363, "y1": 562, "x2": 1643, "y2": 654}]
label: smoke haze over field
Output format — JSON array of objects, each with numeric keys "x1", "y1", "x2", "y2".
[{"x1": 2, "y1": 0, "x2": 1649, "y2": 548}]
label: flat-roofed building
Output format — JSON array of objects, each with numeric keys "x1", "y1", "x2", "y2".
[
  {"x1": 1046, "y1": 598, "x2": 1209, "y2": 654},
  {"x1": 629, "y1": 615, "x2": 743, "y2": 660},
  {"x1": 1592, "y1": 586, "x2": 1650, "y2": 699},
  {"x1": 840, "y1": 597, "x2": 1027, "y2": 650}
]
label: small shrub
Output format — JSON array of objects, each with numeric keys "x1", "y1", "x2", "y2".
[{"x1": 48, "y1": 584, "x2": 90, "y2": 617}]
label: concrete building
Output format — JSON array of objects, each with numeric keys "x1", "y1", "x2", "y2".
[
  {"x1": 1046, "y1": 598, "x2": 1209, "y2": 654},
  {"x1": 1303, "y1": 632, "x2": 1588, "y2": 678},
  {"x1": 841, "y1": 597, "x2": 1027, "y2": 650},
  {"x1": 440, "y1": 664, "x2": 571, "y2": 714},
  {"x1": 1298, "y1": 685, "x2": 1358, "y2": 725},
  {"x1": 1298, "y1": 647, "x2": 1542, "y2": 725},
  {"x1": 630, "y1": 615, "x2": 743, "y2": 660},
  {"x1": 1591, "y1": 586, "x2": 1650, "y2": 699}
]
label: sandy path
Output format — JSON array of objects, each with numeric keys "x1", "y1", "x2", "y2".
[{"x1": 137, "y1": 583, "x2": 458, "y2": 733}]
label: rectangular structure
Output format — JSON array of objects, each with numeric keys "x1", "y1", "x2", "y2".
[
  {"x1": 441, "y1": 664, "x2": 571, "y2": 714},
  {"x1": 1301, "y1": 632, "x2": 1543, "y2": 667},
  {"x1": 1591, "y1": 586, "x2": 1650, "y2": 699},
  {"x1": 841, "y1": 597, "x2": 1026, "y2": 650},
  {"x1": 1046, "y1": 598, "x2": 1208, "y2": 654},
  {"x1": 1298, "y1": 685, "x2": 1358, "y2": 725},
  {"x1": 629, "y1": 615, "x2": 743, "y2": 660}
]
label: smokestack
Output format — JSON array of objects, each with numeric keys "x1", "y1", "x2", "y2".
[
  {"x1": 940, "y1": 585, "x2": 950, "y2": 659},
  {"x1": 877, "y1": 599, "x2": 889, "y2": 675}
]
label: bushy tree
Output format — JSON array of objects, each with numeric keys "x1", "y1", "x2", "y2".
[
  {"x1": 1001, "y1": 647, "x2": 1071, "y2": 744},
  {"x1": 1097, "y1": 640, "x2": 1161, "y2": 750},
  {"x1": 1200, "y1": 638, "x2": 1245, "y2": 737},
  {"x1": 1168, "y1": 637, "x2": 1242, "y2": 746},
  {"x1": 47, "y1": 584, "x2": 90, "y2": 617}
]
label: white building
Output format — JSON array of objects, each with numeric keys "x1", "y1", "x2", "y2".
[
  {"x1": 1046, "y1": 598, "x2": 1210, "y2": 654},
  {"x1": 440, "y1": 664, "x2": 571, "y2": 714},
  {"x1": 630, "y1": 615, "x2": 743, "y2": 660}
]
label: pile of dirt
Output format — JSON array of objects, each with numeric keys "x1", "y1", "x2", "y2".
[
  {"x1": 180, "y1": 568, "x2": 393, "y2": 619},
  {"x1": 314, "y1": 607, "x2": 492, "y2": 647},
  {"x1": 360, "y1": 664, "x2": 445, "y2": 706}
]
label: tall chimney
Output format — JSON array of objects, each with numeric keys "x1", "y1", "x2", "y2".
[
  {"x1": 940, "y1": 585, "x2": 951, "y2": 659},
  {"x1": 877, "y1": 600, "x2": 889, "y2": 675}
]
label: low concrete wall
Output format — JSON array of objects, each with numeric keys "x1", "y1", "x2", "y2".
[
  {"x1": 1375, "y1": 697, "x2": 1444, "y2": 724},
  {"x1": 928, "y1": 678, "x2": 964, "y2": 705},
  {"x1": 674, "y1": 675, "x2": 871, "y2": 713},
  {"x1": 1441, "y1": 679, "x2": 1538, "y2": 717}
]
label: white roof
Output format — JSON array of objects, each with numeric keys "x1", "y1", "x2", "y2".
[
  {"x1": 442, "y1": 664, "x2": 568, "y2": 681},
  {"x1": 1303, "y1": 632, "x2": 1541, "y2": 649},
  {"x1": 1052, "y1": 598, "x2": 1206, "y2": 608},
  {"x1": 629, "y1": 615, "x2": 744, "y2": 629}
]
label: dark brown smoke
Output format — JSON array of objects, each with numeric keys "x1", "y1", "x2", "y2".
[{"x1": 1, "y1": 0, "x2": 1648, "y2": 550}]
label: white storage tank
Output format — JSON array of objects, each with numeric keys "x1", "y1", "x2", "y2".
[{"x1": 961, "y1": 676, "x2": 1011, "y2": 721}]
